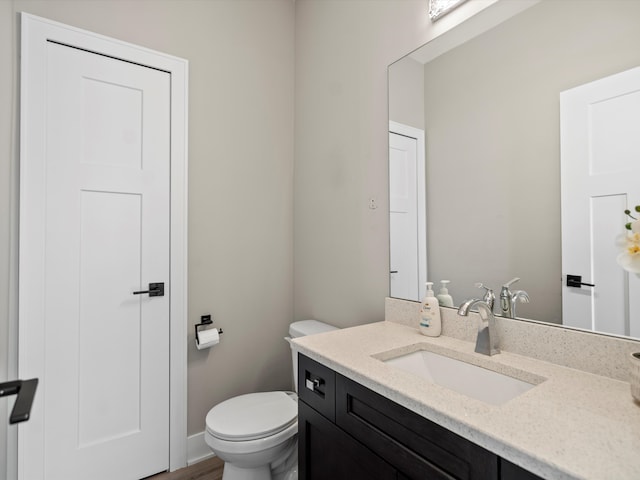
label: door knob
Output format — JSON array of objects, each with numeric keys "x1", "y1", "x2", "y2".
[{"x1": 133, "y1": 282, "x2": 164, "y2": 297}]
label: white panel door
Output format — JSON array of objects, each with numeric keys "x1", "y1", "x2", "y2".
[
  {"x1": 40, "y1": 42, "x2": 170, "y2": 479},
  {"x1": 390, "y1": 131, "x2": 421, "y2": 301},
  {"x1": 561, "y1": 66, "x2": 640, "y2": 337}
]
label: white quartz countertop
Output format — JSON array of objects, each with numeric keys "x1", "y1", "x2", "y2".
[{"x1": 292, "y1": 321, "x2": 640, "y2": 480}]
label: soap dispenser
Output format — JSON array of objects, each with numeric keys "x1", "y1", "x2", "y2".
[
  {"x1": 436, "y1": 280, "x2": 454, "y2": 307},
  {"x1": 419, "y1": 282, "x2": 442, "y2": 337}
]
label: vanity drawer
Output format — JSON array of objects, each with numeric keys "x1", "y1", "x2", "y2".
[
  {"x1": 298, "y1": 354, "x2": 336, "y2": 422},
  {"x1": 336, "y1": 374, "x2": 498, "y2": 480}
]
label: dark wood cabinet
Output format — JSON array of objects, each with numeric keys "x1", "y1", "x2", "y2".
[
  {"x1": 500, "y1": 459, "x2": 545, "y2": 480},
  {"x1": 298, "y1": 354, "x2": 544, "y2": 480},
  {"x1": 298, "y1": 401, "x2": 397, "y2": 479},
  {"x1": 336, "y1": 373, "x2": 497, "y2": 480}
]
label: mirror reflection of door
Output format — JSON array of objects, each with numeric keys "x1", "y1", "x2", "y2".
[
  {"x1": 561, "y1": 66, "x2": 640, "y2": 337},
  {"x1": 389, "y1": 122, "x2": 427, "y2": 301}
]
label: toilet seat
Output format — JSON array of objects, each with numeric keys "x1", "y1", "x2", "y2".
[{"x1": 206, "y1": 391, "x2": 297, "y2": 442}]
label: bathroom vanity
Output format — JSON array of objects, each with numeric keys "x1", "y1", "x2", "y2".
[
  {"x1": 292, "y1": 302, "x2": 640, "y2": 480},
  {"x1": 298, "y1": 353, "x2": 539, "y2": 479}
]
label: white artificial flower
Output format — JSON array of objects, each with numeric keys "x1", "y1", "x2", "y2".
[{"x1": 617, "y1": 225, "x2": 640, "y2": 274}]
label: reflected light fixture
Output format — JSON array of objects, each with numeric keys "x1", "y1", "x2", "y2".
[{"x1": 429, "y1": 0, "x2": 470, "y2": 21}]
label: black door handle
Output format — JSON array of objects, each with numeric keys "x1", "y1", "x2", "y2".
[
  {"x1": 566, "y1": 275, "x2": 595, "y2": 288},
  {"x1": 133, "y1": 282, "x2": 164, "y2": 297},
  {"x1": 0, "y1": 378, "x2": 38, "y2": 424}
]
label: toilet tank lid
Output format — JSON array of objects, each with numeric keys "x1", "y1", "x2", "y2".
[{"x1": 289, "y1": 320, "x2": 338, "y2": 338}]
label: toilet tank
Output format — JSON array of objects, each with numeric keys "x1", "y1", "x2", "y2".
[{"x1": 287, "y1": 320, "x2": 338, "y2": 392}]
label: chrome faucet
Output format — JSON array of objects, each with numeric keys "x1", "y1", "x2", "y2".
[
  {"x1": 474, "y1": 282, "x2": 495, "y2": 312},
  {"x1": 499, "y1": 277, "x2": 530, "y2": 319},
  {"x1": 457, "y1": 298, "x2": 500, "y2": 356}
]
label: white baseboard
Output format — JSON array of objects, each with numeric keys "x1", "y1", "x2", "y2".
[{"x1": 187, "y1": 431, "x2": 215, "y2": 466}]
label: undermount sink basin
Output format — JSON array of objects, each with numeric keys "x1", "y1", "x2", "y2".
[{"x1": 383, "y1": 350, "x2": 538, "y2": 406}]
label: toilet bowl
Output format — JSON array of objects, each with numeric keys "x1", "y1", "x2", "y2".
[
  {"x1": 204, "y1": 320, "x2": 338, "y2": 480},
  {"x1": 205, "y1": 391, "x2": 298, "y2": 480}
]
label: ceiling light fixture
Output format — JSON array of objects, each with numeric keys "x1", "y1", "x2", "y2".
[{"x1": 429, "y1": 0, "x2": 470, "y2": 21}]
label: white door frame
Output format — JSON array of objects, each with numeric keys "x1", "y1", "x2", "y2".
[
  {"x1": 389, "y1": 121, "x2": 427, "y2": 300},
  {"x1": 19, "y1": 13, "x2": 188, "y2": 476}
]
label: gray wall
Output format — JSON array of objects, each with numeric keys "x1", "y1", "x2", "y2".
[
  {"x1": 389, "y1": 56, "x2": 425, "y2": 131},
  {"x1": 0, "y1": 0, "x2": 294, "y2": 469},
  {"x1": 0, "y1": 0, "x2": 15, "y2": 473},
  {"x1": 293, "y1": 0, "x2": 457, "y2": 327}
]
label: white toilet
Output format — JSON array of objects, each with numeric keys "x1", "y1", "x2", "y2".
[{"x1": 204, "y1": 320, "x2": 338, "y2": 480}]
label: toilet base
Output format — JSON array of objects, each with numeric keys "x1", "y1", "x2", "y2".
[
  {"x1": 220, "y1": 461, "x2": 298, "y2": 480},
  {"x1": 218, "y1": 437, "x2": 297, "y2": 480},
  {"x1": 222, "y1": 462, "x2": 271, "y2": 480}
]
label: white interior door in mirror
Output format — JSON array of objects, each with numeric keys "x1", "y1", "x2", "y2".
[
  {"x1": 561, "y1": 66, "x2": 640, "y2": 337},
  {"x1": 389, "y1": 122, "x2": 426, "y2": 301},
  {"x1": 38, "y1": 42, "x2": 170, "y2": 479}
]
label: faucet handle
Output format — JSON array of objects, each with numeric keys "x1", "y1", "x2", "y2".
[
  {"x1": 474, "y1": 283, "x2": 495, "y2": 311},
  {"x1": 502, "y1": 277, "x2": 520, "y2": 289}
]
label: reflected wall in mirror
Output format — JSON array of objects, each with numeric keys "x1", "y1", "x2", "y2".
[{"x1": 388, "y1": 0, "x2": 640, "y2": 339}]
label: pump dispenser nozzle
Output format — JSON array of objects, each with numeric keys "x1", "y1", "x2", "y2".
[
  {"x1": 436, "y1": 280, "x2": 454, "y2": 307},
  {"x1": 425, "y1": 282, "x2": 435, "y2": 296}
]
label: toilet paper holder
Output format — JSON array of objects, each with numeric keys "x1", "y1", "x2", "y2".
[{"x1": 195, "y1": 314, "x2": 223, "y2": 345}]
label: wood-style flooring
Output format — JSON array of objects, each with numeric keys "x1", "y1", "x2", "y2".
[{"x1": 146, "y1": 457, "x2": 224, "y2": 480}]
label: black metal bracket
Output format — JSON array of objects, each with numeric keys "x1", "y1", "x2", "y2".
[
  {"x1": 0, "y1": 378, "x2": 38, "y2": 424},
  {"x1": 567, "y1": 275, "x2": 595, "y2": 288},
  {"x1": 195, "y1": 314, "x2": 223, "y2": 345}
]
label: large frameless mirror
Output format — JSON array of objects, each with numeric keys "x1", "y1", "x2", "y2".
[{"x1": 388, "y1": 0, "x2": 640, "y2": 339}]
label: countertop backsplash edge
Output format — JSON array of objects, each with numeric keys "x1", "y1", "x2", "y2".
[{"x1": 385, "y1": 297, "x2": 640, "y2": 382}]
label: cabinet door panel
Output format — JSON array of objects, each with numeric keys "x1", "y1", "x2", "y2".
[
  {"x1": 298, "y1": 401, "x2": 397, "y2": 480},
  {"x1": 336, "y1": 374, "x2": 498, "y2": 480},
  {"x1": 501, "y1": 459, "x2": 544, "y2": 480}
]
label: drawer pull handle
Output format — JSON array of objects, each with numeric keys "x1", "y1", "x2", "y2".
[
  {"x1": 305, "y1": 374, "x2": 325, "y2": 397},
  {"x1": 306, "y1": 378, "x2": 322, "y2": 391}
]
